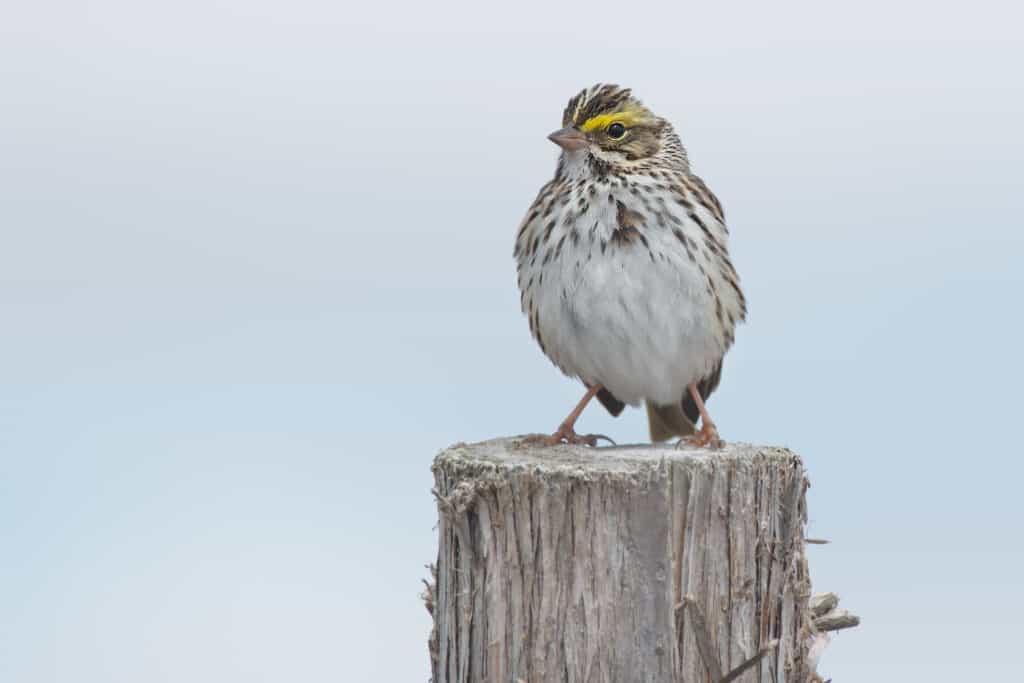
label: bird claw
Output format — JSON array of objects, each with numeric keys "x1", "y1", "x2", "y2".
[
  {"x1": 677, "y1": 423, "x2": 724, "y2": 450},
  {"x1": 584, "y1": 433, "x2": 617, "y2": 447},
  {"x1": 544, "y1": 426, "x2": 615, "y2": 447}
]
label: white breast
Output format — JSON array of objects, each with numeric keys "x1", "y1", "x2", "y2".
[{"x1": 518, "y1": 174, "x2": 740, "y2": 406}]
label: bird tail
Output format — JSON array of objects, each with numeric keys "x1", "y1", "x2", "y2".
[{"x1": 646, "y1": 401, "x2": 697, "y2": 442}]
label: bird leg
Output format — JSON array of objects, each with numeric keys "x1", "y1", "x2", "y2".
[
  {"x1": 544, "y1": 385, "x2": 615, "y2": 447},
  {"x1": 682, "y1": 383, "x2": 724, "y2": 449}
]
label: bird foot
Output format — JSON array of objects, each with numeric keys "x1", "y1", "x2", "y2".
[
  {"x1": 539, "y1": 422, "x2": 615, "y2": 447},
  {"x1": 677, "y1": 422, "x2": 724, "y2": 450}
]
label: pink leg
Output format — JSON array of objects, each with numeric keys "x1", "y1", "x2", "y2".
[
  {"x1": 543, "y1": 385, "x2": 615, "y2": 447},
  {"x1": 682, "y1": 383, "x2": 724, "y2": 449}
]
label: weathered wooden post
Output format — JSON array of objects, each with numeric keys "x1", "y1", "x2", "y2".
[{"x1": 424, "y1": 437, "x2": 856, "y2": 683}]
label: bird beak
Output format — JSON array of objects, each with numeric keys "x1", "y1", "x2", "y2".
[{"x1": 547, "y1": 126, "x2": 588, "y2": 151}]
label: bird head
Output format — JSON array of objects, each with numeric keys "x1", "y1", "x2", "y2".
[{"x1": 548, "y1": 84, "x2": 669, "y2": 163}]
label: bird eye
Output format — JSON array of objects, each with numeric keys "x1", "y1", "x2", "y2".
[{"x1": 606, "y1": 122, "x2": 627, "y2": 139}]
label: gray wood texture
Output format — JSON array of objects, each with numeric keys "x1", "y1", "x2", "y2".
[
  {"x1": 427, "y1": 437, "x2": 818, "y2": 683},
  {"x1": 808, "y1": 592, "x2": 860, "y2": 633}
]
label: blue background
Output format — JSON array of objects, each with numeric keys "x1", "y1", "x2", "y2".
[{"x1": 2, "y1": 2, "x2": 1022, "y2": 680}]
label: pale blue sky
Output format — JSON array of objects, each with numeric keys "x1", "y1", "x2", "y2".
[{"x1": 2, "y1": 1, "x2": 1022, "y2": 681}]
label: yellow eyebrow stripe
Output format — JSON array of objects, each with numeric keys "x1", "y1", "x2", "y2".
[{"x1": 579, "y1": 111, "x2": 643, "y2": 132}]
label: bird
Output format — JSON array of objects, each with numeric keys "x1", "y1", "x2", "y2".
[{"x1": 513, "y1": 84, "x2": 746, "y2": 448}]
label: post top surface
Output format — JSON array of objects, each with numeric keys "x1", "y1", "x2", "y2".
[{"x1": 434, "y1": 436, "x2": 800, "y2": 479}]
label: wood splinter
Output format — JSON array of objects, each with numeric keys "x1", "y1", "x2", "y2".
[{"x1": 680, "y1": 596, "x2": 780, "y2": 683}]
